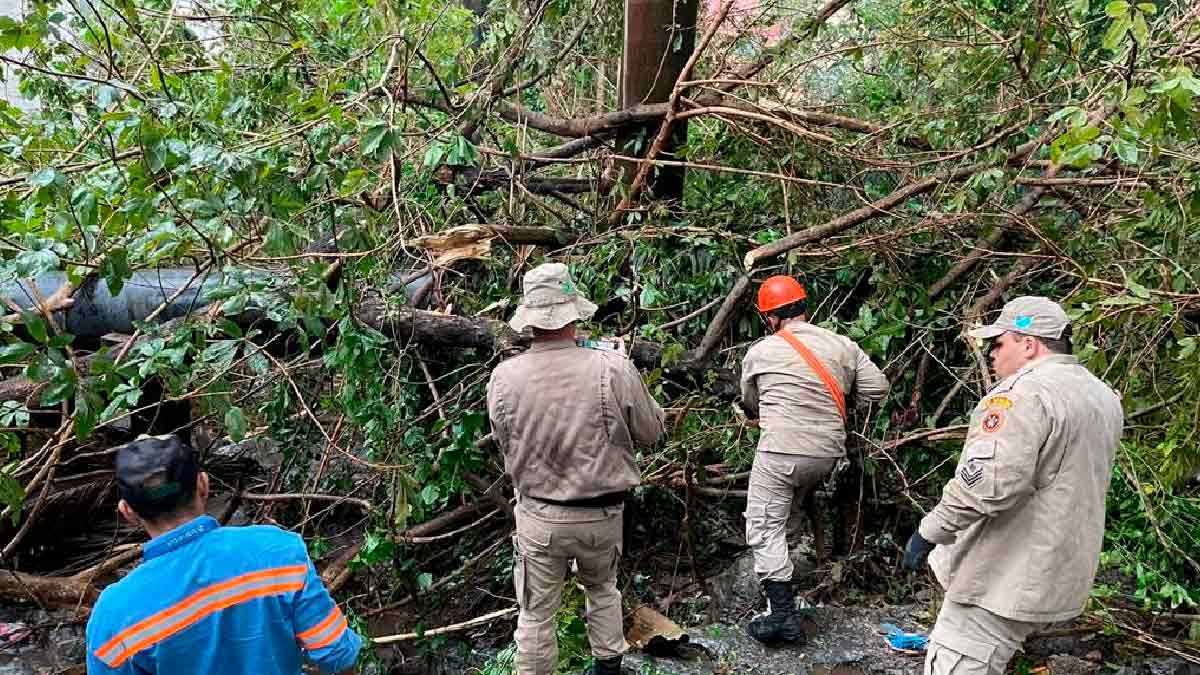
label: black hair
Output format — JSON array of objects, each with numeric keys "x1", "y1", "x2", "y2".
[
  {"x1": 767, "y1": 299, "x2": 808, "y2": 323},
  {"x1": 134, "y1": 472, "x2": 199, "y2": 522},
  {"x1": 1037, "y1": 324, "x2": 1073, "y2": 355}
]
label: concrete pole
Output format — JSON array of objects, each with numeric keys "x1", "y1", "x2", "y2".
[{"x1": 619, "y1": 0, "x2": 699, "y2": 207}]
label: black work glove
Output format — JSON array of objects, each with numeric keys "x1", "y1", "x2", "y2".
[{"x1": 902, "y1": 531, "x2": 936, "y2": 571}]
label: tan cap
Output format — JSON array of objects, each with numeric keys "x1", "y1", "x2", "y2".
[
  {"x1": 508, "y1": 263, "x2": 598, "y2": 332},
  {"x1": 968, "y1": 296, "x2": 1070, "y2": 340}
]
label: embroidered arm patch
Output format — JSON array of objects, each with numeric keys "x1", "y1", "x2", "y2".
[{"x1": 981, "y1": 409, "x2": 1005, "y2": 433}]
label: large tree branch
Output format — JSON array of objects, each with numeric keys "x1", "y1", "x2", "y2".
[
  {"x1": 435, "y1": 165, "x2": 607, "y2": 195},
  {"x1": 354, "y1": 299, "x2": 738, "y2": 397},
  {"x1": 0, "y1": 569, "x2": 99, "y2": 609},
  {"x1": 488, "y1": 98, "x2": 933, "y2": 149},
  {"x1": 741, "y1": 128, "x2": 1062, "y2": 269}
]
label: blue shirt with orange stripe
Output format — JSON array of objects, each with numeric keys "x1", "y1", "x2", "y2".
[{"x1": 86, "y1": 516, "x2": 361, "y2": 674}]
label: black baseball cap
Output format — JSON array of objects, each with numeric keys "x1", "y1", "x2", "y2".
[{"x1": 115, "y1": 435, "x2": 200, "y2": 519}]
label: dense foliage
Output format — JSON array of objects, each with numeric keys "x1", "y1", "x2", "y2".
[{"x1": 0, "y1": 0, "x2": 1197, "y2": 665}]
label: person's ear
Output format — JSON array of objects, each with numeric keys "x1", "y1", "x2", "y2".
[
  {"x1": 117, "y1": 499, "x2": 142, "y2": 528},
  {"x1": 1024, "y1": 335, "x2": 1039, "y2": 355}
]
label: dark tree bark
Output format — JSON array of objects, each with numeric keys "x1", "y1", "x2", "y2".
[{"x1": 618, "y1": 0, "x2": 700, "y2": 204}]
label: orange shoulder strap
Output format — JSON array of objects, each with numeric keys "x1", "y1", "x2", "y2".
[{"x1": 776, "y1": 329, "x2": 848, "y2": 422}]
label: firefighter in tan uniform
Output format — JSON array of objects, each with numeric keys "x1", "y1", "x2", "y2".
[
  {"x1": 903, "y1": 296, "x2": 1124, "y2": 675},
  {"x1": 740, "y1": 276, "x2": 890, "y2": 644},
  {"x1": 486, "y1": 263, "x2": 665, "y2": 675}
]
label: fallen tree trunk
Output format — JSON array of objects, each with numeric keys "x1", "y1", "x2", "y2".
[
  {"x1": 354, "y1": 298, "x2": 739, "y2": 397},
  {"x1": 0, "y1": 569, "x2": 99, "y2": 609},
  {"x1": 0, "y1": 286, "x2": 738, "y2": 408}
]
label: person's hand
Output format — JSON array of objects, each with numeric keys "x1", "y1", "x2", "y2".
[
  {"x1": 734, "y1": 404, "x2": 759, "y2": 427},
  {"x1": 902, "y1": 531, "x2": 935, "y2": 570}
]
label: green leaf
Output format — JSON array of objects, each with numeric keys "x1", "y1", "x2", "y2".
[
  {"x1": 21, "y1": 313, "x2": 47, "y2": 344},
  {"x1": 420, "y1": 483, "x2": 439, "y2": 505},
  {"x1": 1113, "y1": 137, "x2": 1139, "y2": 164},
  {"x1": 0, "y1": 401, "x2": 29, "y2": 428},
  {"x1": 1061, "y1": 142, "x2": 1104, "y2": 169},
  {"x1": 225, "y1": 406, "x2": 248, "y2": 442},
  {"x1": 361, "y1": 122, "x2": 392, "y2": 156},
  {"x1": 0, "y1": 342, "x2": 35, "y2": 364},
  {"x1": 417, "y1": 572, "x2": 434, "y2": 591},
  {"x1": 1126, "y1": 279, "x2": 1152, "y2": 299},
  {"x1": 1048, "y1": 106, "x2": 1083, "y2": 124},
  {"x1": 422, "y1": 143, "x2": 446, "y2": 168},
  {"x1": 96, "y1": 85, "x2": 120, "y2": 111},
  {"x1": 146, "y1": 140, "x2": 169, "y2": 172},
  {"x1": 1178, "y1": 337, "x2": 1197, "y2": 360},
  {"x1": 0, "y1": 467, "x2": 24, "y2": 525},
  {"x1": 40, "y1": 367, "x2": 76, "y2": 406},
  {"x1": 26, "y1": 168, "x2": 61, "y2": 189},
  {"x1": 1102, "y1": 18, "x2": 1129, "y2": 51},
  {"x1": 75, "y1": 386, "x2": 102, "y2": 440},
  {"x1": 1105, "y1": 0, "x2": 1130, "y2": 17},
  {"x1": 1131, "y1": 11, "x2": 1149, "y2": 45},
  {"x1": 1098, "y1": 294, "x2": 1149, "y2": 307},
  {"x1": 1136, "y1": 2, "x2": 1156, "y2": 14},
  {"x1": 100, "y1": 249, "x2": 132, "y2": 297},
  {"x1": 15, "y1": 248, "x2": 61, "y2": 278}
]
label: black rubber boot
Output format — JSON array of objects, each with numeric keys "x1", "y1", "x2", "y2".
[
  {"x1": 583, "y1": 655, "x2": 623, "y2": 675},
  {"x1": 747, "y1": 580, "x2": 805, "y2": 645}
]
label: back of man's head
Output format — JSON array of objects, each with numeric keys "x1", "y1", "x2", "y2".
[
  {"x1": 115, "y1": 434, "x2": 201, "y2": 524},
  {"x1": 768, "y1": 299, "x2": 808, "y2": 323}
]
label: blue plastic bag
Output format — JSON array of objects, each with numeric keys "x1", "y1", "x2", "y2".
[{"x1": 881, "y1": 623, "x2": 929, "y2": 653}]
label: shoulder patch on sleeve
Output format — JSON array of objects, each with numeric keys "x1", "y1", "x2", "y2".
[{"x1": 980, "y1": 409, "x2": 1005, "y2": 434}]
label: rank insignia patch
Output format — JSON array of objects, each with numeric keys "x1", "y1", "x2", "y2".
[
  {"x1": 981, "y1": 410, "x2": 1005, "y2": 433},
  {"x1": 960, "y1": 462, "x2": 984, "y2": 487}
]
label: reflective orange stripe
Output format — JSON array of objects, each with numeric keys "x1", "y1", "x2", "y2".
[
  {"x1": 108, "y1": 580, "x2": 304, "y2": 667},
  {"x1": 297, "y1": 606, "x2": 342, "y2": 643},
  {"x1": 95, "y1": 564, "x2": 307, "y2": 660},
  {"x1": 776, "y1": 329, "x2": 847, "y2": 422},
  {"x1": 306, "y1": 613, "x2": 348, "y2": 651}
]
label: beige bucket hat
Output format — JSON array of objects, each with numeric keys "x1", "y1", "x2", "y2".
[
  {"x1": 968, "y1": 296, "x2": 1070, "y2": 339},
  {"x1": 508, "y1": 263, "x2": 598, "y2": 332}
]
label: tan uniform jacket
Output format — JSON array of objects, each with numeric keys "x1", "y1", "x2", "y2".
[
  {"x1": 486, "y1": 340, "x2": 665, "y2": 502},
  {"x1": 919, "y1": 354, "x2": 1123, "y2": 622},
  {"x1": 740, "y1": 319, "x2": 890, "y2": 458}
]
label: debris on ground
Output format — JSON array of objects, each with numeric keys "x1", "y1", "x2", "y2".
[{"x1": 881, "y1": 623, "x2": 928, "y2": 654}]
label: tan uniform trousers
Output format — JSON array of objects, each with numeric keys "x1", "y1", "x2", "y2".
[
  {"x1": 513, "y1": 498, "x2": 626, "y2": 675},
  {"x1": 745, "y1": 452, "x2": 838, "y2": 582},
  {"x1": 925, "y1": 600, "x2": 1048, "y2": 675}
]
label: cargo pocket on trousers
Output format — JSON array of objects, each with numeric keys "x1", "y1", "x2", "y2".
[
  {"x1": 931, "y1": 632, "x2": 996, "y2": 675},
  {"x1": 927, "y1": 643, "x2": 964, "y2": 675},
  {"x1": 512, "y1": 534, "x2": 528, "y2": 608}
]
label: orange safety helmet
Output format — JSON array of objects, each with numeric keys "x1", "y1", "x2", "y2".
[{"x1": 756, "y1": 275, "x2": 807, "y2": 313}]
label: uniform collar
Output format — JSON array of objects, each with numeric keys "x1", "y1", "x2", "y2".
[
  {"x1": 144, "y1": 515, "x2": 219, "y2": 561},
  {"x1": 1018, "y1": 353, "x2": 1079, "y2": 375},
  {"x1": 780, "y1": 318, "x2": 810, "y2": 331},
  {"x1": 528, "y1": 338, "x2": 577, "y2": 353}
]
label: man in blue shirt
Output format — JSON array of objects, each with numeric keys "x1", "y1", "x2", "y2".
[{"x1": 86, "y1": 435, "x2": 362, "y2": 674}]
